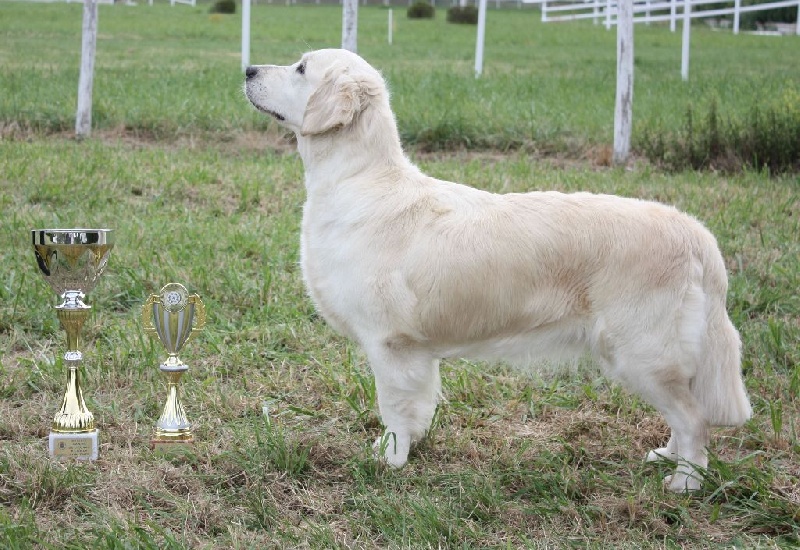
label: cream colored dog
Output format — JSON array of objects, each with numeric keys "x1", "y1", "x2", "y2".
[{"x1": 244, "y1": 49, "x2": 751, "y2": 492}]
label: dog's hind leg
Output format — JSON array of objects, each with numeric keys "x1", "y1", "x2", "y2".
[
  {"x1": 365, "y1": 341, "x2": 441, "y2": 468},
  {"x1": 628, "y1": 367, "x2": 710, "y2": 492}
]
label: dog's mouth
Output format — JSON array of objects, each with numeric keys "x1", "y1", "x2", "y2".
[
  {"x1": 256, "y1": 105, "x2": 285, "y2": 122},
  {"x1": 245, "y1": 87, "x2": 286, "y2": 121}
]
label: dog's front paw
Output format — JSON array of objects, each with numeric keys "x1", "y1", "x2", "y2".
[
  {"x1": 663, "y1": 472, "x2": 702, "y2": 492},
  {"x1": 373, "y1": 431, "x2": 410, "y2": 468}
]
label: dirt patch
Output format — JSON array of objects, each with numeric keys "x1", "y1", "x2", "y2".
[
  {"x1": 1, "y1": 125, "x2": 298, "y2": 156},
  {"x1": 2, "y1": 125, "x2": 649, "y2": 170}
]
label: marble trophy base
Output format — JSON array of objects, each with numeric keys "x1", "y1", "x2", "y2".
[{"x1": 49, "y1": 429, "x2": 99, "y2": 461}]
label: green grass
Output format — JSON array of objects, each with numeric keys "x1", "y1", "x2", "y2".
[
  {"x1": 1, "y1": 2, "x2": 799, "y2": 548},
  {"x1": 1, "y1": 139, "x2": 798, "y2": 548}
]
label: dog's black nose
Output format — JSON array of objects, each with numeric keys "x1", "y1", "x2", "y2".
[{"x1": 245, "y1": 66, "x2": 258, "y2": 80}]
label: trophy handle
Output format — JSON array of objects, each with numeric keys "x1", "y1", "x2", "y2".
[
  {"x1": 141, "y1": 295, "x2": 160, "y2": 337},
  {"x1": 188, "y1": 294, "x2": 206, "y2": 334}
]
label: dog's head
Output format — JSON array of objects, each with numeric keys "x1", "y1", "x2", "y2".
[{"x1": 244, "y1": 49, "x2": 385, "y2": 137}]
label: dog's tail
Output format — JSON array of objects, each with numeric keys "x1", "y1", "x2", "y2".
[{"x1": 692, "y1": 234, "x2": 752, "y2": 427}]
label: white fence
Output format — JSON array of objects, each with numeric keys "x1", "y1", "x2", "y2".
[
  {"x1": 529, "y1": 0, "x2": 800, "y2": 35},
  {"x1": 66, "y1": 0, "x2": 196, "y2": 4}
]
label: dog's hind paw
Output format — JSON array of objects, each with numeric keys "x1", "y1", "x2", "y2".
[{"x1": 646, "y1": 447, "x2": 678, "y2": 463}]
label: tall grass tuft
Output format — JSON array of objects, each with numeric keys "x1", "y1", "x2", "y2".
[{"x1": 639, "y1": 90, "x2": 800, "y2": 173}]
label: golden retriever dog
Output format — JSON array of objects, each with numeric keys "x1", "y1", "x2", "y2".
[{"x1": 244, "y1": 48, "x2": 751, "y2": 492}]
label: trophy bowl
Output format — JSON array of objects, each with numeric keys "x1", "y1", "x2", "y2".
[{"x1": 32, "y1": 229, "x2": 114, "y2": 309}]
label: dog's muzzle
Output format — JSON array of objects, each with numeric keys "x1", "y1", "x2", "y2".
[{"x1": 244, "y1": 69, "x2": 286, "y2": 122}]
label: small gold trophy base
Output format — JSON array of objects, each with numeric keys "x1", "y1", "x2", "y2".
[
  {"x1": 150, "y1": 435, "x2": 195, "y2": 454},
  {"x1": 49, "y1": 430, "x2": 99, "y2": 461}
]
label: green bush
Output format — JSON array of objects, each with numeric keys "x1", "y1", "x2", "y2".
[
  {"x1": 740, "y1": 0, "x2": 797, "y2": 30},
  {"x1": 686, "y1": 1, "x2": 796, "y2": 30},
  {"x1": 447, "y1": 6, "x2": 478, "y2": 24},
  {"x1": 407, "y1": 1, "x2": 435, "y2": 19},
  {"x1": 209, "y1": 0, "x2": 236, "y2": 14}
]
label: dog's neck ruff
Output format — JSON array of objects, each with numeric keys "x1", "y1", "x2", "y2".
[{"x1": 297, "y1": 106, "x2": 406, "y2": 191}]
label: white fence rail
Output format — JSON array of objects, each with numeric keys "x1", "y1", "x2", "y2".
[
  {"x1": 528, "y1": 0, "x2": 800, "y2": 34},
  {"x1": 66, "y1": 0, "x2": 196, "y2": 4}
]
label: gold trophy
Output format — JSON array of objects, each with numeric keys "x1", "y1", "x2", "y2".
[
  {"x1": 31, "y1": 228, "x2": 114, "y2": 460},
  {"x1": 142, "y1": 283, "x2": 205, "y2": 450}
]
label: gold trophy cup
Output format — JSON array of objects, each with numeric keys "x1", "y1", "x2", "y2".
[
  {"x1": 142, "y1": 283, "x2": 205, "y2": 450},
  {"x1": 32, "y1": 228, "x2": 114, "y2": 460}
]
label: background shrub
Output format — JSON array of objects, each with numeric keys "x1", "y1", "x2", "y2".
[
  {"x1": 740, "y1": 0, "x2": 797, "y2": 30},
  {"x1": 407, "y1": 1, "x2": 435, "y2": 19},
  {"x1": 638, "y1": 92, "x2": 800, "y2": 173},
  {"x1": 447, "y1": 5, "x2": 478, "y2": 24},
  {"x1": 694, "y1": 1, "x2": 796, "y2": 30},
  {"x1": 209, "y1": 0, "x2": 236, "y2": 14}
]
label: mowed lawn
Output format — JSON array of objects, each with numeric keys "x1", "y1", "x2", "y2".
[{"x1": 1, "y1": 2, "x2": 799, "y2": 548}]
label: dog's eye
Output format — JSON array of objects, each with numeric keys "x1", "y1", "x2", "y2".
[{"x1": 296, "y1": 62, "x2": 306, "y2": 75}]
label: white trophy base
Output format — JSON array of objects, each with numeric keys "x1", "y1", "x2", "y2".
[{"x1": 49, "y1": 429, "x2": 99, "y2": 461}]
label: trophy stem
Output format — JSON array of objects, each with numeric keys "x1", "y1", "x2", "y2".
[
  {"x1": 153, "y1": 368, "x2": 193, "y2": 444},
  {"x1": 58, "y1": 304, "x2": 88, "y2": 351},
  {"x1": 52, "y1": 363, "x2": 95, "y2": 432},
  {"x1": 52, "y1": 307, "x2": 94, "y2": 433}
]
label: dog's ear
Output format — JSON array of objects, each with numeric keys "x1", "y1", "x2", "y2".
[{"x1": 301, "y1": 67, "x2": 379, "y2": 136}]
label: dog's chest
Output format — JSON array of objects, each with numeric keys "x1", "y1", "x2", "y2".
[{"x1": 299, "y1": 211, "x2": 377, "y2": 339}]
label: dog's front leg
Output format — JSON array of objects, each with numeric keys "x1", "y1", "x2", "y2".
[{"x1": 366, "y1": 344, "x2": 441, "y2": 468}]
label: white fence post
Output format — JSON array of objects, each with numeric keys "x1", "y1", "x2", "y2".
[
  {"x1": 670, "y1": 0, "x2": 677, "y2": 31},
  {"x1": 475, "y1": 0, "x2": 488, "y2": 77},
  {"x1": 342, "y1": 0, "x2": 358, "y2": 52},
  {"x1": 681, "y1": 0, "x2": 691, "y2": 81},
  {"x1": 75, "y1": 0, "x2": 98, "y2": 138},
  {"x1": 613, "y1": 0, "x2": 633, "y2": 165},
  {"x1": 242, "y1": 0, "x2": 251, "y2": 71},
  {"x1": 733, "y1": 0, "x2": 740, "y2": 34}
]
